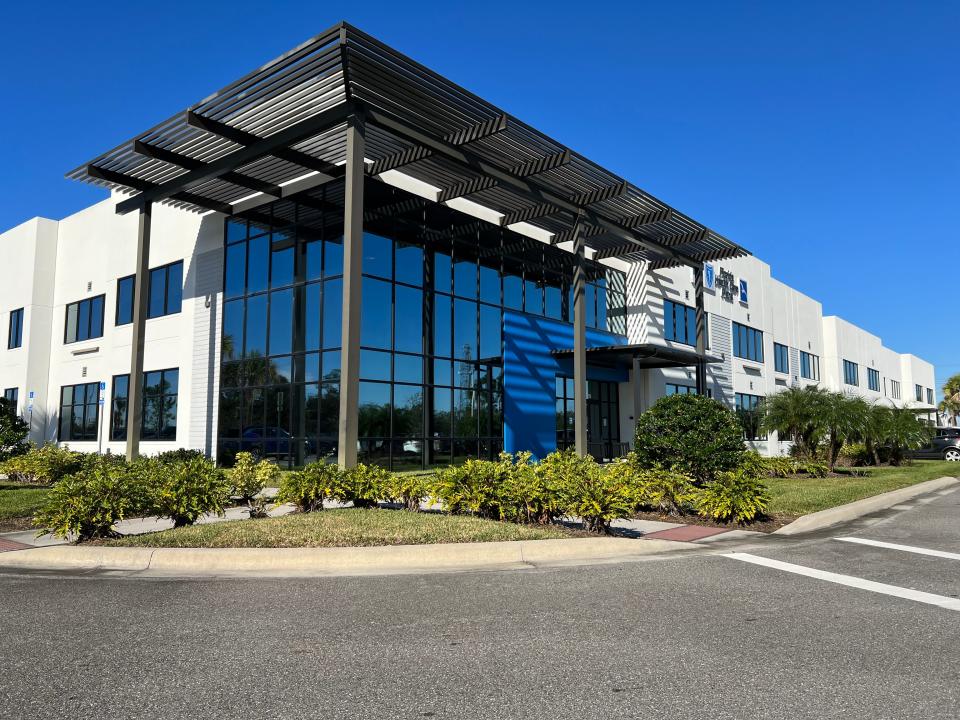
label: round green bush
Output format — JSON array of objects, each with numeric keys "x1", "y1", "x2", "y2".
[{"x1": 634, "y1": 394, "x2": 746, "y2": 483}]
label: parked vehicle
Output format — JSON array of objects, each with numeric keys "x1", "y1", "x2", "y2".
[{"x1": 909, "y1": 429, "x2": 960, "y2": 462}]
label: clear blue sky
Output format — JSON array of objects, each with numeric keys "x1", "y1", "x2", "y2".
[{"x1": 2, "y1": 1, "x2": 957, "y2": 391}]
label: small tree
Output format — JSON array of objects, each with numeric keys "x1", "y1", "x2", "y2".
[
  {"x1": 634, "y1": 394, "x2": 745, "y2": 483},
  {"x1": 885, "y1": 409, "x2": 932, "y2": 465},
  {"x1": 762, "y1": 385, "x2": 828, "y2": 459},
  {"x1": 822, "y1": 394, "x2": 869, "y2": 470},
  {"x1": 0, "y1": 398, "x2": 30, "y2": 462},
  {"x1": 939, "y1": 374, "x2": 960, "y2": 426}
]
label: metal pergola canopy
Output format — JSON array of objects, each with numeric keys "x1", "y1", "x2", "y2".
[{"x1": 68, "y1": 21, "x2": 750, "y2": 270}]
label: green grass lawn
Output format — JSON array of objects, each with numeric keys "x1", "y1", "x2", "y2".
[
  {"x1": 105, "y1": 507, "x2": 580, "y2": 548},
  {"x1": 766, "y1": 460, "x2": 958, "y2": 517},
  {"x1": 0, "y1": 482, "x2": 50, "y2": 530}
]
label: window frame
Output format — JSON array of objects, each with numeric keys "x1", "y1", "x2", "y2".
[
  {"x1": 64, "y1": 295, "x2": 106, "y2": 345},
  {"x1": 891, "y1": 379, "x2": 901, "y2": 400},
  {"x1": 58, "y1": 381, "x2": 100, "y2": 442},
  {"x1": 867, "y1": 368, "x2": 880, "y2": 392},
  {"x1": 732, "y1": 321, "x2": 764, "y2": 363},
  {"x1": 735, "y1": 392, "x2": 767, "y2": 441},
  {"x1": 147, "y1": 260, "x2": 184, "y2": 319},
  {"x1": 663, "y1": 299, "x2": 698, "y2": 347},
  {"x1": 773, "y1": 342, "x2": 789, "y2": 374},
  {"x1": 800, "y1": 351, "x2": 820, "y2": 381},
  {"x1": 843, "y1": 360, "x2": 859, "y2": 387},
  {"x1": 116, "y1": 274, "x2": 135, "y2": 326},
  {"x1": 915, "y1": 384, "x2": 923, "y2": 403},
  {"x1": 7, "y1": 308, "x2": 24, "y2": 349},
  {"x1": 111, "y1": 368, "x2": 180, "y2": 442}
]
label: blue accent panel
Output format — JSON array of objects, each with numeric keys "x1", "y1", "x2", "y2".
[{"x1": 502, "y1": 311, "x2": 627, "y2": 459}]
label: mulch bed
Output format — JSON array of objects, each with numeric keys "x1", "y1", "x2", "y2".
[{"x1": 0, "y1": 517, "x2": 35, "y2": 533}]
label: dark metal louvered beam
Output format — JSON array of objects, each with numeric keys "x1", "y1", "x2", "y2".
[
  {"x1": 87, "y1": 165, "x2": 234, "y2": 215},
  {"x1": 114, "y1": 102, "x2": 355, "y2": 214},
  {"x1": 185, "y1": 110, "x2": 344, "y2": 176},
  {"x1": 132, "y1": 140, "x2": 284, "y2": 198}
]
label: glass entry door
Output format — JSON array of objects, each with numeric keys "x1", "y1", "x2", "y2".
[{"x1": 556, "y1": 377, "x2": 623, "y2": 461}]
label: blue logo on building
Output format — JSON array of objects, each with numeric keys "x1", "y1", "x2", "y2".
[
  {"x1": 739, "y1": 279, "x2": 749, "y2": 303},
  {"x1": 704, "y1": 263, "x2": 715, "y2": 290}
]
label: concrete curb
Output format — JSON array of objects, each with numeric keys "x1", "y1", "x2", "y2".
[
  {"x1": 773, "y1": 476, "x2": 959, "y2": 536},
  {"x1": 0, "y1": 536, "x2": 700, "y2": 577}
]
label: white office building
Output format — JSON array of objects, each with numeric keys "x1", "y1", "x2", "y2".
[{"x1": 0, "y1": 23, "x2": 938, "y2": 465}]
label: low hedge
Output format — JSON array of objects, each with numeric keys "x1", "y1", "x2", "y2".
[{"x1": 1, "y1": 445, "x2": 86, "y2": 485}]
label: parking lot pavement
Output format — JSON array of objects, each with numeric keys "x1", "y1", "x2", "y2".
[{"x1": 723, "y1": 486, "x2": 960, "y2": 611}]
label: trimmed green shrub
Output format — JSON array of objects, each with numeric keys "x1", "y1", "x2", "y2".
[
  {"x1": 383, "y1": 472, "x2": 429, "y2": 512},
  {"x1": 551, "y1": 452, "x2": 632, "y2": 533},
  {"x1": 155, "y1": 448, "x2": 207, "y2": 465},
  {"x1": 796, "y1": 461, "x2": 829, "y2": 478},
  {"x1": 431, "y1": 458, "x2": 506, "y2": 519},
  {"x1": 332, "y1": 463, "x2": 389, "y2": 508},
  {"x1": 141, "y1": 456, "x2": 230, "y2": 527},
  {"x1": 838, "y1": 442, "x2": 871, "y2": 467},
  {"x1": 503, "y1": 451, "x2": 564, "y2": 524},
  {"x1": 33, "y1": 456, "x2": 147, "y2": 540},
  {"x1": 740, "y1": 451, "x2": 798, "y2": 478},
  {"x1": 631, "y1": 466, "x2": 697, "y2": 516},
  {"x1": 0, "y1": 399, "x2": 29, "y2": 462},
  {"x1": 1, "y1": 444, "x2": 85, "y2": 485},
  {"x1": 634, "y1": 394, "x2": 746, "y2": 483},
  {"x1": 276, "y1": 460, "x2": 339, "y2": 512},
  {"x1": 694, "y1": 469, "x2": 771, "y2": 524},
  {"x1": 229, "y1": 451, "x2": 281, "y2": 502}
]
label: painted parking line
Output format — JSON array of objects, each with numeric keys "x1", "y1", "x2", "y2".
[
  {"x1": 725, "y1": 552, "x2": 960, "y2": 612},
  {"x1": 835, "y1": 536, "x2": 960, "y2": 561}
]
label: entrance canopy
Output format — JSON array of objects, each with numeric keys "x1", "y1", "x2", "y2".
[
  {"x1": 551, "y1": 343, "x2": 723, "y2": 369},
  {"x1": 68, "y1": 21, "x2": 749, "y2": 271}
]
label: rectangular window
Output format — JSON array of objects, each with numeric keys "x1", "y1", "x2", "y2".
[
  {"x1": 147, "y1": 261, "x2": 183, "y2": 319},
  {"x1": 663, "y1": 299, "x2": 698, "y2": 347},
  {"x1": 735, "y1": 393, "x2": 766, "y2": 441},
  {"x1": 665, "y1": 383, "x2": 697, "y2": 396},
  {"x1": 7, "y1": 308, "x2": 23, "y2": 349},
  {"x1": 915, "y1": 384, "x2": 923, "y2": 403},
  {"x1": 59, "y1": 382, "x2": 100, "y2": 442},
  {"x1": 843, "y1": 360, "x2": 859, "y2": 386},
  {"x1": 800, "y1": 351, "x2": 820, "y2": 381},
  {"x1": 774, "y1": 343, "x2": 789, "y2": 374},
  {"x1": 111, "y1": 369, "x2": 179, "y2": 442},
  {"x1": 732, "y1": 322, "x2": 764, "y2": 363},
  {"x1": 64, "y1": 295, "x2": 105, "y2": 344},
  {"x1": 867, "y1": 368, "x2": 880, "y2": 392},
  {"x1": 2, "y1": 387, "x2": 17, "y2": 416},
  {"x1": 116, "y1": 275, "x2": 135, "y2": 326},
  {"x1": 891, "y1": 380, "x2": 901, "y2": 400},
  {"x1": 927, "y1": 388, "x2": 934, "y2": 406}
]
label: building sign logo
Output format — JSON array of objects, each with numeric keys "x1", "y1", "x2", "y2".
[
  {"x1": 717, "y1": 268, "x2": 736, "y2": 303},
  {"x1": 704, "y1": 263, "x2": 715, "y2": 290},
  {"x1": 739, "y1": 279, "x2": 749, "y2": 303}
]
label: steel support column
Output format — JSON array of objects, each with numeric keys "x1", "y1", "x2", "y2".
[
  {"x1": 694, "y1": 265, "x2": 707, "y2": 395},
  {"x1": 337, "y1": 115, "x2": 365, "y2": 468},
  {"x1": 572, "y1": 224, "x2": 588, "y2": 456},
  {"x1": 125, "y1": 204, "x2": 151, "y2": 461}
]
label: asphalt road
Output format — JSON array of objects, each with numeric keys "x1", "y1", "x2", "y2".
[{"x1": 2, "y1": 489, "x2": 959, "y2": 720}]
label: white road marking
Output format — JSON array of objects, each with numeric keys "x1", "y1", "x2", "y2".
[
  {"x1": 835, "y1": 536, "x2": 960, "y2": 561},
  {"x1": 725, "y1": 552, "x2": 960, "y2": 612}
]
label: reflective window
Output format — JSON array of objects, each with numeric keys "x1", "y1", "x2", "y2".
[
  {"x1": 59, "y1": 382, "x2": 100, "y2": 442},
  {"x1": 774, "y1": 343, "x2": 789, "y2": 374},
  {"x1": 8, "y1": 307, "x2": 24, "y2": 349},
  {"x1": 363, "y1": 233, "x2": 392, "y2": 279},
  {"x1": 116, "y1": 276, "x2": 135, "y2": 325},
  {"x1": 64, "y1": 295, "x2": 105, "y2": 344},
  {"x1": 361, "y1": 277, "x2": 392, "y2": 350},
  {"x1": 843, "y1": 360, "x2": 859, "y2": 386},
  {"x1": 147, "y1": 261, "x2": 183, "y2": 318}
]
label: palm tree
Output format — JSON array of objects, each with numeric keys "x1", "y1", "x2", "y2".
[
  {"x1": 822, "y1": 393, "x2": 869, "y2": 470},
  {"x1": 885, "y1": 409, "x2": 933, "y2": 465},
  {"x1": 762, "y1": 385, "x2": 828, "y2": 459},
  {"x1": 938, "y1": 373, "x2": 960, "y2": 427},
  {"x1": 863, "y1": 403, "x2": 893, "y2": 466}
]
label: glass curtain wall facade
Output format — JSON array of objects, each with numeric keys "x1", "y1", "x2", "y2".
[{"x1": 217, "y1": 180, "x2": 626, "y2": 469}]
